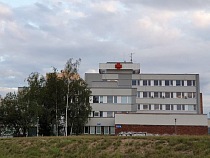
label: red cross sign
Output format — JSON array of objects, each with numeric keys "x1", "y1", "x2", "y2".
[{"x1": 115, "y1": 63, "x2": 122, "y2": 69}]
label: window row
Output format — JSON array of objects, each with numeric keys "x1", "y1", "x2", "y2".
[
  {"x1": 132, "y1": 79, "x2": 196, "y2": 86},
  {"x1": 90, "y1": 111, "x2": 129, "y2": 118},
  {"x1": 137, "y1": 92, "x2": 196, "y2": 99},
  {"x1": 84, "y1": 126, "x2": 115, "y2": 135},
  {"x1": 91, "y1": 96, "x2": 132, "y2": 104},
  {"x1": 137, "y1": 104, "x2": 196, "y2": 111}
]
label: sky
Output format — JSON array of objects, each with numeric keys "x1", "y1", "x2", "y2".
[{"x1": 0, "y1": 0, "x2": 210, "y2": 114}]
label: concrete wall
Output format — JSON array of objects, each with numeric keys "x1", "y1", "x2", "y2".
[{"x1": 115, "y1": 113, "x2": 208, "y2": 126}]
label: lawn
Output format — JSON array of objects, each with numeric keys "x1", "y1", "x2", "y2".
[{"x1": 0, "y1": 135, "x2": 210, "y2": 158}]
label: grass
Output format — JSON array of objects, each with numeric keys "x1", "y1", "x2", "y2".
[{"x1": 0, "y1": 135, "x2": 210, "y2": 158}]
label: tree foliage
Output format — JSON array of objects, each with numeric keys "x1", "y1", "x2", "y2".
[{"x1": 0, "y1": 58, "x2": 91, "y2": 136}]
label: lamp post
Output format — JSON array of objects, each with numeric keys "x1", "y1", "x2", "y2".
[
  {"x1": 37, "y1": 116, "x2": 39, "y2": 137},
  {"x1": 174, "y1": 118, "x2": 177, "y2": 135},
  {"x1": 65, "y1": 78, "x2": 70, "y2": 136}
]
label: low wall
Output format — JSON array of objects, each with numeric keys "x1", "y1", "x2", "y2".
[{"x1": 115, "y1": 125, "x2": 208, "y2": 135}]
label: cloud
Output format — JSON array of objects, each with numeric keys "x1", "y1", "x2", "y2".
[{"x1": 0, "y1": 0, "x2": 210, "y2": 115}]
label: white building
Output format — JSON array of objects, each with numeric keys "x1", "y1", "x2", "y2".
[{"x1": 84, "y1": 62, "x2": 208, "y2": 135}]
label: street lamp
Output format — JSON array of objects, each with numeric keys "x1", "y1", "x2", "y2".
[
  {"x1": 174, "y1": 118, "x2": 177, "y2": 135},
  {"x1": 65, "y1": 78, "x2": 70, "y2": 136}
]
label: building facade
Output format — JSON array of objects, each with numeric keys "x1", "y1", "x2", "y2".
[{"x1": 84, "y1": 62, "x2": 208, "y2": 135}]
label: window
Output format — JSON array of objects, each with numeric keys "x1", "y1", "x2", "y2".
[
  {"x1": 171, "y1": 92, "x2": 174, "y2": 98},
  {"x1": 96, "y1": 126, "x2": 101, "y2": 134},
  {"x1": 90, "y1": 127, "x2": 95, "y2": 134},
  {"x1": 121, "y1": 96, "x2": 127, "y2": 103},
  {"x1": 154, "y1": 80, "x2": 158, "y2": 86},
  {"x1": 166, "y1": 104, "x2": 170, "y2": 110},
  {"x1": 165, "y1": 92, "x2": 170, "y2": 98},
  {"x1": 165, "y1": 80, "x2": 173, "y2": 86},
  {"x1": 84, "y1": 126, "x2": 89, "y2": 134},
  {"x1": 138, "y1": 104, "x2": 140, "y2": 110},
  {"x1": 94, "y1": 111, "x2": 100, "y2": 117},
  {"x1": 177, "y1": 105, "x2": 181, "y2": 110},
  {"x1": 132, "y1": 80, "x2": 136, "y2": 86},
  {"x1": 143, "y1": 80, "x2": 151, "y2": 86},
  {"x1": 100, "y1": 96, "x2": 103, "y2": 103},
  {"x1": 181, "y1": 80, "x2": 184, "y2": 86},
  {"x1": 188, "y1": 105, "x2": 194, "y2": 111},
  {"x1": 104, "y1": 126, "x2": 109, "y2": 134},
  {"x1": 143, "y1": 92, "x2": 147, "y2": 98},
  {"x1": 110, "y1": 127, "x2": 115, "y2": 134},
  {"x1": 165, "y1": 80, "x2": 169, "y2": 86},
  {"x1": 154, "y1": 92, "x2": 158, "y2": 98},
  {"x1": 188, "y1": 92, "x2": 193, "y2": 98},
  {"x1": 154, "y1": 80, "x2": 162, "y2": 86},
  {"x1": 107, "y1": 96, "x2": 113, "y2": 103},
  {"x1": 193, "y1": 92, "x2": 196, "y2": 98},
  {"x1": 107, "y1": 112, "x2": 114, "y2": 117},
  {"x1": 193, "y1": 80, "x2": 196, "y2": 86},
  {"x1": 154, "y1": 104, "x2": 159, "y2": 110},
  {"x1": 176, "y1": 92, "x2": 181, "y2": 98},
  {"x1": 176, "y1": 80, "x2": 181, "y2": 86},
  {"x1": 100, "y1": 111, "x2": 103, "y2": 117},
  {"x1": 114, "y1": 96, "x2": 117, "y2": 103},
  {"x1": 137, "y1": 91, "x2": 140, "y2": 98},
  {"x1": 143, "y1": 105, "x2": 148, "y2": 110},
  {"x1": 187, "y1": 80, "x2": 192, "y2": 86},
  {"x1": 182, "y1": 105, "x2": 185, "y2": 110},
  {"x1": 128, "y1": 97, "x2": 131, "y2": 104},
  {"x1": 93, "y1": 96, "x2": 99, "y2": 103}
]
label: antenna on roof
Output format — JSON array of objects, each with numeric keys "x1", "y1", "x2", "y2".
[{"x1": 130, "y1": 53, "x2": 134, "y2": 62}]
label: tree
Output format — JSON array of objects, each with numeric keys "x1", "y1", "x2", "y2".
[
  {"x1": 68, "y1": 78, "x2": 92, "y2": 135},
  {"x1": 63, "y1": 58, "x2": 92, "y2": 135}
]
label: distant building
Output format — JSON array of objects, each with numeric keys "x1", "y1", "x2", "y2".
[{"x1": 84, "y1": 61, "x2": 208, "y2": 135}]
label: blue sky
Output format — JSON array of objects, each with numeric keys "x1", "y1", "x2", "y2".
[{"x1": 0, "y1": 0, "x2": 210, "y2": 114}]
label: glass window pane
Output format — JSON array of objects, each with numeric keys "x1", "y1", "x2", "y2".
[
  {"x1": 177, "y1": 105, "x2": 181, "y2": 110},
  {"x1": 154, "y1": 80, "x2": 158, "y2": 86},
  {"x1": 121, "y1": 96, "x2": 127, "y2": 103},
  {"x1": 104, "y1": 126, "x2": 109, "y2": 134},
  {"x1": 143, "y1": 80, "x2": 147, "y2": 86},
  {"x1": 176, "y1": 92, "x2": 181, "y2": 98},
  {"x1": 143, "y1": 92, "x2": 147, "y2": 98},
  {"x1": 107, "y1": 112, "x2": 113, "y2": 117},
  {"x1": 165, "y1": 92, "x2": 170, "y2": 98},
  {"x1": 114, "y1": 96, "x2": 117, "y2": 103},
  {"x1": 96, "y1": 126, "x2": 101, "y2": 134},
  {"x1": 143, "y1": 105, "x2": 148, "y2": 110},
  {"x1": 154, "y1": 104, "x2": 159, "y2": 110},
  {"x1": 176, "y1": 80, "x2": 180, "y2": 86},
  {"x1": 187, "y1": 80, "x2": 192, "y2": 86},
  {"x1": 154, "y1": 92, "x2": 158, "y2": 98},
  {"x1": 110, "y1": 127, "x2": 115, "y2": 134},
  {"x1": 100, "y1": 96, "x2": 103, "y2": 103},
  {"x1": 166, "y1": 104, "x2": 170, "y2": 110},
  {"x1": 93, "y1": 96, "x2": 99, "y2": 103},
  {"x1": 165, "y1": 80, "x2": 169, "y2": 86},
  {"x1": 90, "y1": 127, "x2": 95, "y2": 134},
  {"x1": 107, "y1": 96, "x2": 113, "y2": 103},
  {"x1": 127, "y1": 96, "x2": 131, "y2": 103},
  {"x1": 84, "y1": 126, "x2": 89, "y2": 134},
  {"x1": 132, "y1": 80, "x2": 136, "y2": 85}
]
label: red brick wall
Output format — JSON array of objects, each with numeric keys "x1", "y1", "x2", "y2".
[{"x1": 115, "y1": 125, "x2": 208, "y2": 135}]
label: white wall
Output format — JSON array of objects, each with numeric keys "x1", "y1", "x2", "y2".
[{"x1": 115, "y1": 114, "x2": 208, "y2": 126}]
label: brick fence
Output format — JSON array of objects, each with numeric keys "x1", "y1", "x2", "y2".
[{"x1": 115, "y1": 125, "x2": 208, "y2": 135}]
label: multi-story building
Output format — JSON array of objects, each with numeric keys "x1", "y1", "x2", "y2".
[{"x1": 85, "y1": 62, "x2": 208, "y2": 135}]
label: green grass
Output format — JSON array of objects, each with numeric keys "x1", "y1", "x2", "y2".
[{"x1": 0, "y1": 135, "x2": 210, "y2": 158}]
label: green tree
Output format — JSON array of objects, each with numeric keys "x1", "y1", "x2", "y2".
[{"x1": 64, "y1": 58, "x2": 92, "y2": 135}]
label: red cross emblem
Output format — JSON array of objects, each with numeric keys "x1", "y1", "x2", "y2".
[{"x1": 115, "y1": 63, "x2": 122, "y2": 69}]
